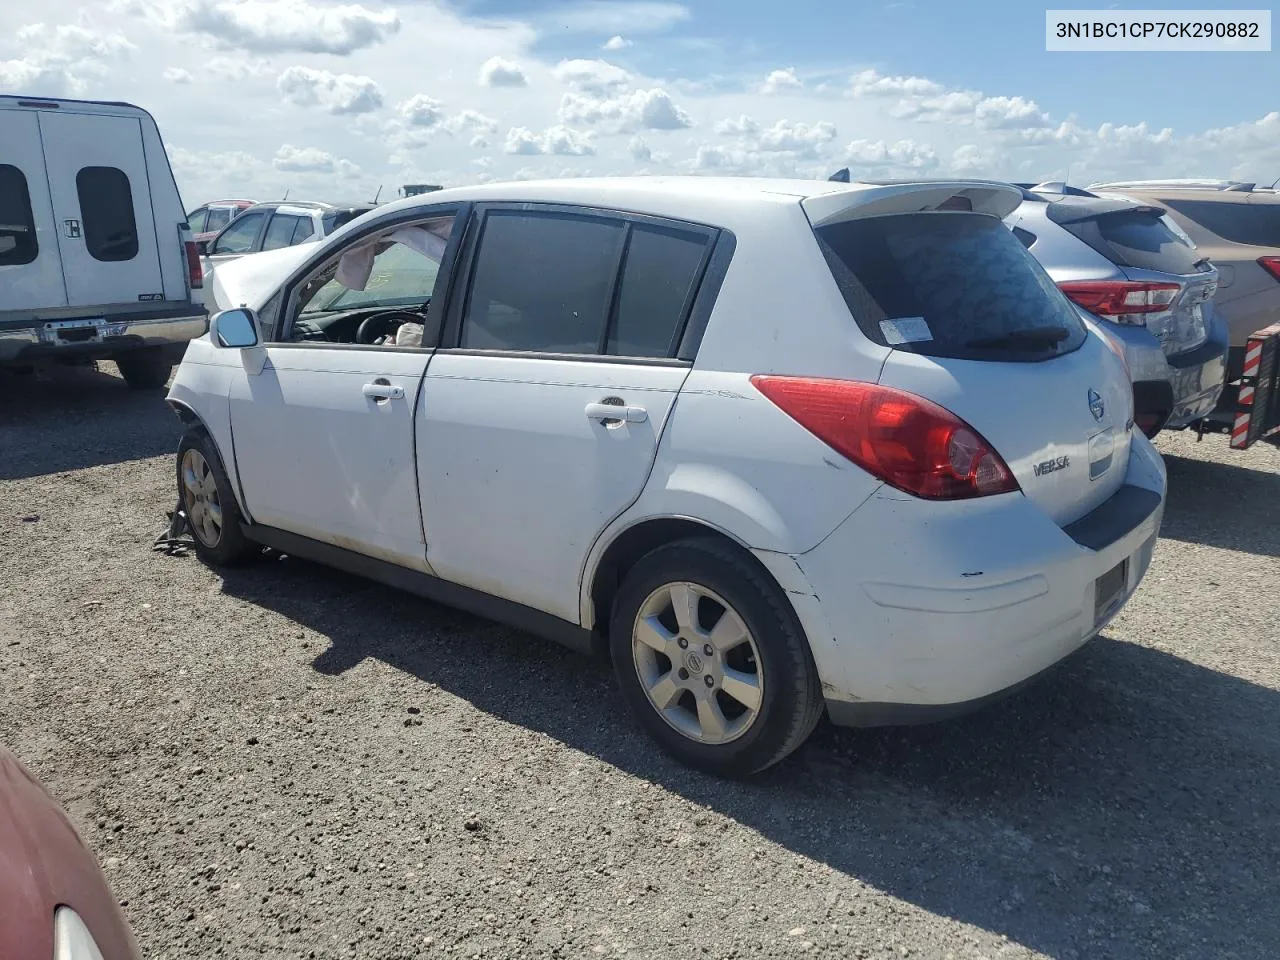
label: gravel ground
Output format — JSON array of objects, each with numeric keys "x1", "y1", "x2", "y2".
[{"x1": 2, "y1": 361, "x2": 1278, "y2": 960}]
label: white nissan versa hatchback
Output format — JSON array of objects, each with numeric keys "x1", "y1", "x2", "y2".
[{"x1": 166, "y1": 176, "x2": 1167, "y2": 777}]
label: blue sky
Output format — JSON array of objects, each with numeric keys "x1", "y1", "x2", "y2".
[
  {"x1": 1, "y1": 0, "x2": 1276, "y2": 201},
  {"x1": 466, "y1": 0, "x2": 1275, "y2": 130}
]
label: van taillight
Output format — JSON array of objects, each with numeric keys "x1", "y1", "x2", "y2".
[
  {"x1": 750, "y1": 376, "x2": 1020, "y2": 500},
  {"x1": 184, "y1": 241, "x2": 203, "y2": 290}
]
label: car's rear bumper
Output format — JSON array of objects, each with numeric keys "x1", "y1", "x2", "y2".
[
  {"x1": 766, "y1": 432, "x2": 1167, "y2": 726},
  {"x1": 1108, "y1": 314, "x2": 1228, "y2": 431},
  {"x1": 0, "y1": 308, "x2": 208, "y2": 364}
]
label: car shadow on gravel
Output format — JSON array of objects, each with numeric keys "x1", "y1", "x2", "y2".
[
  {"x1": 1160, "y1": 451, "x2": 1280, "y2": 558},
  {"x1": 0, "y1": 365, "x2": 178, "y2": 480},
  {"x1": 219, "y1": 556, "x2": 1280, "y2": 960}
]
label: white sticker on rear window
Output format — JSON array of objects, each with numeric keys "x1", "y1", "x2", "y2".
[{"x1": 880, "y1": 316, "x2": 933, "y2": 344}]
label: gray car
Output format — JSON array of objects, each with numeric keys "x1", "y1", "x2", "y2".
[{"x1": 1005, "y1": 183, "x2": 1229, "y2": 437}]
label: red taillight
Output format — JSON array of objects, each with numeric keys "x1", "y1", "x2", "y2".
[
  {"x1": 1057, "y1": 280, "x2": 1178, "y2": 323},
  {"x1": 750, "y1": 376, "x2": 1020, "y2": 500},
  {"x1": 184, "y1": 240, "x2": 203, "y2": 290},
  {"x1": 1259, "y1": 256, "x2": 1280, "y2": 282}
]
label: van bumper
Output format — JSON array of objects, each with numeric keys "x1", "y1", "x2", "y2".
[{"x1": 0, "y1": 309, "x2": 208, "y2": 365}]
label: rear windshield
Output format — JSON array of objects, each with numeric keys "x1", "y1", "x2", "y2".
[
  {"x1": 1059, "y1": 210, "x2": 1203, "y2": 274},
  {"x1": 1162, "y1": 198, "x2": 1280, "y2": 248},
  {"x1": 815, "y1": 212, "x2": 1087, "y2": 363}
]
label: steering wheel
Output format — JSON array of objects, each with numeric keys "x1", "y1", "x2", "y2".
[{"x1": 355, "y1": 309, "x2": 426, "y2": 346}]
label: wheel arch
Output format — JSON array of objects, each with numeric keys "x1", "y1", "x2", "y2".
[
  {"x1": 169, "y1": 398, "x2": 253, "y2": 523},
  {"x1": 584, "y1": 515, "x2": 779, "y2": 641}
]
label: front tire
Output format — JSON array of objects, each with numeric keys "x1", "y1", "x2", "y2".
[
  {"x1": 116, "y1": 347, "x2": 172, "y2": 390},
  {"x1": 176, "y1": 429, "x2": 256, "y2": 567},
  {"x1": 609, "y1": 537, "x2": 823, "y2": 778}
]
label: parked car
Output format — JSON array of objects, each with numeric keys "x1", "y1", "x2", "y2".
[
  {"x1": 1007, "y1": 182, "x2": 1228, "y2": 437},
  {"x1": 197, "y1": 200, "x2": 376, "y2": 307},
  {"x1": 186, "y1": 197, "x2": 255, "y2": 249},
  {"x1": 1089, "y1": 179, "x2": 1280, "y2": 410},
  {"x1": 167, "y1": 176, "x2": 1166, "y2": 777},
  {"x1": 0, "y1": 742, "x2": 141, "y2": 959},
  {"x1": 0, "y1": 95, "x2": 207, "y2": 388}
]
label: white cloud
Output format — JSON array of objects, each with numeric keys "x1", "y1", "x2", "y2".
[
  {"x1": 504, "y1": 125, "x2": 595, "y2": 156},
  {"x1": 547, "y1": 1, "x2": 689, "y2": 34},
  {"x1": 273, "y1": 143, "x2": 361, "y2": 177},
  {"x1": 761, "y1": 67, "x2": 801, "y2": 95},
  {"x1": 757, "y1": 119, "x2": 837, "y2": 155},
  {"x1": 164, "y1": 67, "x2": 194, "y2": 83},
  {"x1": 553, "y1": 58, "x2": 631, "y2": 95},
  {"x1": 207, "y1": 55, "x2": 270, "y2": 80},
  {"x1": 715, "y1": 114, "x2": 759, "y2": 136},
  {"x1": 949, "y1": 144, "x2": 989, "y2": 174},
  {"x1": 277, "y1": 65, "x2": 383, "y2": 115},
  {"x1": 603, "y1": 35, "x2": 631, "y2": 51},
  {"x1": 0, "y1": 23, "x2": 135, "y2": 97},
  {"x1": 850, "y1": 68, "x2": 942, "y2": 97},
  {"x1": 628, "y1": 135, "x2": 651, "y2": 161},
  {"x1": 470, "y1": 134, "x2": 490, "y2": 149},
  {"x1": 443, "y1": 109, "x2": 499, "y2": 134},
  {"x1": 559, "y1": 87, "x2": 692, "y2": 131},
  {"x1": 155, "y1": 0, "x2": 401, "y2": 55},
  {"x1": 399, "y1": 94, "x2": 445, "y2": 127},
  {"x1": 479, "y1": 56, "x2": 528, "y2": 88},
  {"x1": 843, "y1": 137, "x2": 938, "y2": 171}
]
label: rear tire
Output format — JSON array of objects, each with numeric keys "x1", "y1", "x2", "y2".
[
  {"x1": 609, "y1": 537, "x2": 823, "y2": 778},
  {"x1": 116, "y1": 347, "x2": 172, "y2": 390},
  {"x1": 176, "y1": 429, "x2": 257, "y2": 567}
]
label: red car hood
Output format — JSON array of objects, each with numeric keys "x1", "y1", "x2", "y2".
[{"x1": 0, "y1": 746, "x2": 139, "y2": 960}]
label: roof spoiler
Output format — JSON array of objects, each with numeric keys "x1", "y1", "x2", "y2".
[{"x1": 804, "y1": 179, "x2": 1024, "y2": 227}]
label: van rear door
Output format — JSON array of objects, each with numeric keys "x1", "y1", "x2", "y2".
[
  {"x1": 38, "y1": 110, "x2": 166, "y2": 308},
  {"x1": 0, "y1": 108, "x2": 66, "y2": 312}
]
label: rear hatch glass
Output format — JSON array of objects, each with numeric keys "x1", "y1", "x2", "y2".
[
  {"x1": 1051, "y1": 203, "x2": 1205, "y2": 274},
  {"x1": 1161, "y1": 198, "x2": 1280, "y2": 247},
  {"x1": 815, "y1": 212, "x2": 1088, "y2": 363}
]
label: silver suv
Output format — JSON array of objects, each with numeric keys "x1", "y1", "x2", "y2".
[{"x1": 1006, "y1": 183, "x2": 1228, "y2": 437}]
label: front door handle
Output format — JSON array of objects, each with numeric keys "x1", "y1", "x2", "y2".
[
  {"x1": 363, "y1": 380, "x2": 404, "y2": 401},
  {"x1": 585, "y1": 400, "x2": 648, "y2": 423}
]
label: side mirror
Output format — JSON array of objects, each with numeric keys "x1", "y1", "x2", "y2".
[{"x1": 209, "y1": 308, "x2": 260, "y2": 349}]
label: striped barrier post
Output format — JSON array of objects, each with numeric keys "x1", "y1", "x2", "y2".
[{"x1": 1231, "y1": 323, "x2": 1280, "y2": 450}]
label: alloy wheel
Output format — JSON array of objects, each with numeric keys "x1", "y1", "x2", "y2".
[{"x1": 631, "y1": 581, "x2": 764, "y2": 745}]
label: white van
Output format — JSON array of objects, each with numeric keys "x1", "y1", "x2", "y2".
[{"x1": 0, "y1": 95, "x2": 207, "y2": 388}]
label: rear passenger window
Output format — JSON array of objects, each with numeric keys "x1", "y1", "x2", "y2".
[
  {"x1": 460, "y1": 211, "x2": 625, "y2": 354},
  {"x1": 211, "y1": 212, "x2": 265, "y2": 254},
  {"x1": 817, "y1": 212, "x2": 1087, "y2": 363},
  {"x1": 206, "y1": 207, "x2": 234, "y2": 233},
  {"x1": 1162, "y1": 199, "x2": 1280, "y2": 247},
  {"x1": 292, "y1": 217, "x2": 315, "y2": 244},
  {"x1": 262, "y1": 214, "x2": 307, "y2": 251},
  {"x1": 76, "y1": 166, "x2": 138, "y2": 262},
  {"x1": 0, "y1": 164, "x2": 38, "y2": 266},
  {"x1": 608, "y1": 225, "x2": 710, "y2": 357}
]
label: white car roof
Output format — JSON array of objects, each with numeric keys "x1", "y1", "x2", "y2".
[{"x1": 365, "y1": 176, "x2": 1024, "y2": 232}]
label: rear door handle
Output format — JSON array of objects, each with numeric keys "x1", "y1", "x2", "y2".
[
  {"x1": 585, "y1": 401, "x2": 648, "y2": 423},
  {"x1": 363, "y1": 381, "x2": 404, "y2": 400}
]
